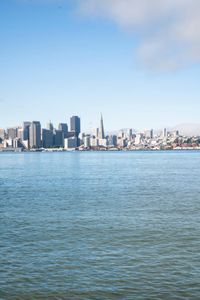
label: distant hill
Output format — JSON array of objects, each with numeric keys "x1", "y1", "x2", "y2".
[
  {"x1": 107, "y1": 124, "x2": 200, "y2": 137},
  {"x1": 171, "y1": 123, "x2": 200, "y2": 136}
]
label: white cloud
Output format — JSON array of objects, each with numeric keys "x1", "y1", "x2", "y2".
[{"x1": 76, "y1": 0, "x2": 200, "y2": 71}]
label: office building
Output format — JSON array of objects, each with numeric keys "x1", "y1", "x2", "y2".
[
  {"x1": 64, "y1": 137, "x2": 78, "y2": 149},
  {"x1": 0, "y1": 129, "x2": 5, "y2": 140},
  {"x1": 42, "y1": 129, "x2": 53, "y2": 148},
  {"x1": 53, "y1": 130, "x2": 63, "y2": 147},
  {"x1": 99, "y1": 138, "x2": 107, "y2": 147},
  {"x1": 163, "y1": 128, "x2": 167, "y2": 138},
  {"x1": 7, "y1": 127, "x2": 17, "y2": 139},
  {"x1": 70, "y1": 116, "x2": 80, "y2": 137},
  {"x1": 93, "y1": 128, "x2": 99, "y2": 138},
  {"x1": 90, "y1": 137, "x2": 99, "y2": 147},
  {"x1": 29, "y1": 121, "x2": 41, "y2": 149},
  {"x1": 108, "y1": 135, "x2": 117, "y2": 147},
  {"x1": 23, "y1": 122, "x2": 31, "y2": 141},
  {"x1": 150, "y1": 129, "x2": 154, "y2": 139},
  {"x1": 83, "y1": 136, "x2": 90, "y2": 148},
  {"x1": 58, "y1": 123, "x2": 68, "y2": 138}
]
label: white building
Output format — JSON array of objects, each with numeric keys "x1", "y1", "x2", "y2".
[
  {"x1": 90, "y1": 137, "x2": 99, "y2": 147},
  {"x1": 135, "y1": 134, "x2": 142, "y2": 145},
  {"x1": 84, "y1": 136, "x2": 91, "y2": 148},
  {"x1": 98, "y1": 138, "x2": 107, "y2": 147}
]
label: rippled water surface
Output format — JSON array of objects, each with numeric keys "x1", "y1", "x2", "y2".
[{"x1": 1, "y1": 151, "x2": 200, "y2": 299}]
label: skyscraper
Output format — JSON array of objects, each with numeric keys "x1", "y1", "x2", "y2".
[
  {"x1": 7, "y1": 127, "x2": 17, "y2": 139},
  {"x1": 23, "y1": 122, "x2": 31, "y2": 141},
  {"x1": 150, "y1": 129, "x2": 154, "y2": 139},
  {"x1": 53, "y1": 130, "x2": 64, "y2": 147},
  {"x1": 58, "y1": 123, "x2": 68, "y2": 138},
  {"x1": 0, "y1": 129, "x2": 5, "y2": 140},
  {"x1": 99, "y1": 113, "x2": 105, "y2": 139},
  {"x1": 70, "y1": 116, "x2": 80, "y2": 138},
  {"x1": 29, "y1": 121, "x2": 41, "y2": 149},
  {"x1": 163, "y1": 128, "x2": 167, "y2": 138},
  {"x1": 42, "y1": 129, "x2": 53, "y2": 148}
]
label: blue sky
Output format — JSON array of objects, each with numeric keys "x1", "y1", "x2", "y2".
[{"x1": 0, "y1": 0, "x2": 200, "y2": 131}]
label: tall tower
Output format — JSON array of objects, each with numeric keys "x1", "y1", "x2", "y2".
[
  {"x1": 29, "y1": 121, "x2": 41, "y2": 149},
  {"x1": 70, "y1": 116, "x2": 81, "y2": 138},
  {"x1": 99, "y1": 113, "x2": 105, "y2": 139}
]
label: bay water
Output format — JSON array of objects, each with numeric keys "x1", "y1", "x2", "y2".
[{"x1": 1, "y1": 151, "x2": 200, "y2": 299}]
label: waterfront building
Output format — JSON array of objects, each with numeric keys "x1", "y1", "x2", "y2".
[
  {"x1": 150, "y1": 129, "x2": 154, "y2": 139},
  {"x1": 127, "y1": 129, "x2": 133, "y2": 140},
  {"x1": 64, "y1": 137, "x2": 78, "y2": 149},
  {"x1": 163, "y1": 128, "x2": 167, "y2": 138},
  {"x1": 118, "y1": 130, "x2": 125, "y2": 139},
  {"x1": 13, "y1": 138, "x2": 23, "y2": 149},
  {"x1": 4, "y1": 139, "x2": 13, "y2": 148},
  {"x1": 135, "y1": 134, "x2": 142, "y2": 145},
  {"x1": 42, "y1": 129, "x2": 53, "y2": 148},
  {"x1": 7, "y1": 127, "x2": 17, "y2": 139},
  {"x1": 22, "y1": 140, "x2": 29, "y2": 150},
  {"x1": 58, "y1": 123, "x2": 68, "y2": 138},
  {"x1": 70, "y1": 116, "x2": 80, "y2": 138},
  {"x1": 0, "y1": 129, "x2": 5, "y2": 140},
  {"x1": 90, "y1": 137, "x2": 99, "y2": 147},
  {"x1": 83, "y1": 136, "x2": 91, "y2": 148},
  {"x1": 99, "y1": 114, "x2": 105, "y2": 139},
  {"x1": 108, "y1": 135, "x2": 117, "y2": 147},
  {"x1": 23, "y1": 122, "x2": 31, "y2": 141},
  {"x1": 29, "y1": 121, "x2": 41, "y2": 149},
  {"x1": 17, "y1": 127, "x2": 23, "y2": 140},
  {"x1": 118, "y1": 138, "x2": 127, "y2": 148},
  {"x1": 53, "y1": 130, "x2": 63, "y2": 147},
  {"x1": 93, "y1": 128, "x2": 99, "y2": 139},
  {"x1": 99, "y1": 138, "x2": 107, "y2": 147}
]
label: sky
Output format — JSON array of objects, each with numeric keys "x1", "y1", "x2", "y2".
[{"x1": 0, "y1": 0, "x2": 200, "y2": 132}]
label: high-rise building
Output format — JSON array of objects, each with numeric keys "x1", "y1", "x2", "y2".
[
  {"x1": 58, "y1": 123, "x2": 68, "y2": 138},
  {"x1": 29, "y1": 121, "x2": 41, "y2": 149},
  {"x1": 70, "y1": 116, "x2": 80, "y2": 137},
  {"x1": 99, "y1": 113, "x2": 105, "y2": 139},
  {"x1": 42, "y1": 129, "x2": 53, "y2": 148},
  {"x1": 93, "y1": 128, "x2": 99, "y2": 138},
  {"x1": 83, "y1": 135, "x2": 91, "y2": 148},
  {"x1": 7, "y1": 127, "x2": 17, "y2": 139},
  {"x1": 127, "y1": 129, "x2": 133, "y2": 140},
  {"x1": 64, "y1": 137, "x2": 78, "y2": 149},
  {"x1": 17, "y1": 127, "x2": 23, "y2": 140},
  {"x1": 163, "y1": 128, "x2": 167, "y2": 138},
  {"x1": 53, "y1": 130, "x2": 63, "y2": 147},
  {"x1": 23, "y1": 122, "x2": 31, "y2": 141},
  {"x1": 0, "y1": 129, "x2": 5, "y2": 140},
  {"x1": 47, "y1": 121, "x2": 54, "y2": 132},
  {"x1": 108, "y1": 135, "x2": 117, "y2": 147},
  {"x1": 150, "y1": 129, "x2": 154, "y2": 139}
]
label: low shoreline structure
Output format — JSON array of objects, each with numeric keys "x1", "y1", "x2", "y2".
[{"x1": 1, "y1": 146, "x2": 200, "y2": 153}]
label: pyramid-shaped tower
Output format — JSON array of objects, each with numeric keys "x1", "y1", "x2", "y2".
[{"x1": 99, "y1": 113, "x2": 105, "y2": 139}]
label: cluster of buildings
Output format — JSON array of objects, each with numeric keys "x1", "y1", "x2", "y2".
[
  {"x1": 1, "y1": 115, "x2": 200, "y2": 152},
  {"x1": 0, "y1": 116, "x2": 81, "y2": 151}
]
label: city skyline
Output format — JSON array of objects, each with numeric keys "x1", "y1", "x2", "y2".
[
  {"x1": 2, "y1": 117, "x2": 200, "y2": 137},
  {"x1": 1, "y1": 113, "x2": 200, "y2": 152},
  {"x1": 1, "y1": 0, "x2": 200, "y2": 131}
]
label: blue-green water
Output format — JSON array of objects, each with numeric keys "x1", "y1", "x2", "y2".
[{"x1": 1, "y1": 151, "x2": 200, "y2": 299}]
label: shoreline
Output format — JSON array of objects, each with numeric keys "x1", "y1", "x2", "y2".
[{"x1": 1, "y1": 147, "x2": 200, "y2": 153}]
